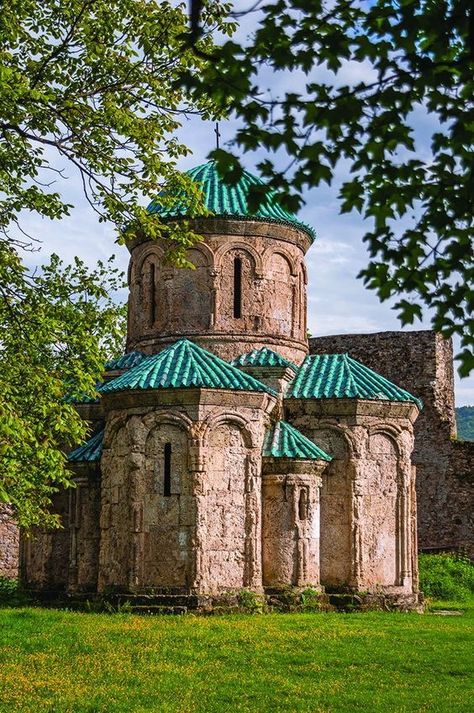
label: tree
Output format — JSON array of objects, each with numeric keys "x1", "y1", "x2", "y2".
[
  {"x1": 0, "y1": 0, "x2": 233, "y2": 526},
  {"x1": 0, "y1": 253, "x2": 126, "y2": 527},
  {"x1": 185, "y1": 0, "x2": 474, "y2": 374}
]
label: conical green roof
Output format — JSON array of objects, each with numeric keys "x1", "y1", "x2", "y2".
[
  {"x1": 100, "y1": 339, "x2": 277, "y2": 396},
  {"x1": 147, "y1": 161, "x2": 315, "y2": 241},
  {"x1": 68, "y1": 429, "x2": 104, "y2": 463},
  {"x1": 232, "y1": 347, "x2": 297, "y2": 371},
  {"x1": 263, "y1": 421, "x2": 332, "y2": 461},
  {"x1": 286, "y1": 354, "x2": 422, "y2": 407}
]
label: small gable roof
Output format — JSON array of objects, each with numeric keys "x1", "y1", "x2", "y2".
[
  {"x1": 68, "y1": 429, "x2": 104, "y2": 463},
  {"x1": 286, "y1": 353, "x2": 422, "y2": 408},
  {"x1": 232, "y1": 347, "x2": 297, "y2": 371},
  {"x1": 100, "y1": 339, "x2": 277, "y2": 396},
  {"x1": 263, "y1": 421, "x2": 332, "y2": 461}
]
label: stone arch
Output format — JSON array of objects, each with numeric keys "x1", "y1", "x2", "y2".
[
  {"x1": 102, "y1": 414, "x2": 130, "y2": 450},
  {"x1": 133, "y1": 244, "x2": 165, "y2": 277},
  {"x1": 142, "y1": 410, "x2": 193, "y2": 437},
  {"x1": 262, "y1": 246, "x2": 298, "y2": 276},
  {"x1": 214, "y1": 241, "x2": 263, "y2": 277},
  {"x1": 186, "y1": 241, "x2": 214, "y2": 269},
  {"x1": 201, "y1": 412, "x2": 256, "y2": 449}
]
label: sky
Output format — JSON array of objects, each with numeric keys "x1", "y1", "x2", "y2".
[{"x1": 19, "y1": 2, "x2": 473, "y2": 407}]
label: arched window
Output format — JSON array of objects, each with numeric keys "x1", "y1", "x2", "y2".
[
  {"x1": 163, "y1": 442, "x2": 172, "y2": 497},
  {"x1": 149, "y1": 262, "x2": 156, "y2": 327},
  {"x1": 233, "y1": 256, "x2": 242, "y2": 318}
]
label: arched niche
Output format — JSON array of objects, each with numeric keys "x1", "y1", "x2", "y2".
[
  {"x1": 206, "y1": 421, "x2": 249, "y2": 589},
  {"x1": 167, "y1": 247, "x2": 212, "y2": 332},
  {"x1": 137, "y1": 250, "x2": 163, "y2": 333},
  {"x1": 267, "y1": 252, "x2": 294, "y2": 337},
  {"x1": 310, "y1": 426, "x2": 353, "y2": 588},
  {"x1": 363, "y1": 431, "x2": 399, "y2": 586},
  {"x1": 217, "y1": 247, "x2": 259, "y2": 330},
  {"x1": 141, "y1": 420, "x2": 190, "y2": 587}
]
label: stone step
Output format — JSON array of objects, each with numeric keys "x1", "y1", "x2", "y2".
[
  {"x1": 128, "y1": 605, "x2": 188, "y2": 615},
  {"x1": 113, "y1": 593, "x2": 206, "y2": 608}
]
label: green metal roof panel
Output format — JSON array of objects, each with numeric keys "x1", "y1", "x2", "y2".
[
  {"x1": 263, "y1": 421, "x2": 332, "y2": 461},
  {"x1": 100, "y1": 339, "x2": 277, "y2": 396},
  {"x1": 68, "y1": 429, "x2": 104, "y2": 463},
  {"x1": 231, "y1": 347, "x2": 297, "y2": 371},
  {"x1": 286, "y1": 353, "x2": 422, "y2": 408},
  {"x1": 147, "y1": 161, "x2": 316, "y2": 241},
  {"x1": 105, "y1": 351, "x2": 147, "y2": 371}
]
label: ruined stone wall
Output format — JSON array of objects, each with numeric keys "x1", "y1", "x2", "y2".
[
  {"x1": 309, "y1": 330, "x2": 473, "y2": 553},
  {"x1": 127, "y1": 219, "x2": 310, "y2": 364},
  {"x1": 0, "y1": 505, "x2": 19, "y2": 579},
  {"x1": 21, "y1": 491, "x2": 70, "y2": 591}
]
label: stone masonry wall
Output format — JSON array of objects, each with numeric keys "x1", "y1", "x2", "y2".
[
  {"x1": 0, "y1": 505, "x2": 19, "y2": 579},
  {"x1": 309, "y1": 330, "x2": 474, "y2": 554},
  {"x1": 126, "y1": 219, "x2": 310, "y2": 365}
]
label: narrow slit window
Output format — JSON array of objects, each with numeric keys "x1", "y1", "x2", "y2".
[
  {"x1": 149, "y1": 263, "x2": 156, "y2": 326},
  {"x1": 163, "y1": 442, "x2": 172, "y2": 497},
  {"x1": 233, "y1": 256, "x2": 242, "y2": 318}
]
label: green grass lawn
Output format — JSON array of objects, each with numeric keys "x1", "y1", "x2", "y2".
[{"x1": 0, "y1": 604, "x2": 473, "y2": 713}]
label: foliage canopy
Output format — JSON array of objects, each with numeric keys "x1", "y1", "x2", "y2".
[
  {"x1": 0, "y1": 0, "x2": 232, "y2": 526},
  {"x1": 186, "y1": 0, "x2": 474, "y2": 374}
]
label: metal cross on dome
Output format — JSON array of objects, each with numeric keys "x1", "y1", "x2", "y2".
[{"x1": 214, "y1": 122, "x2": 221, "y2": 150}]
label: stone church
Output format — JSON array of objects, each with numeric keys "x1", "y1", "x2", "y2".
[{"x1": 14, "y1": 160, "x2": 449, "y2": 609}]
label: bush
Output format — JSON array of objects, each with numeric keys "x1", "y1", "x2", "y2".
[{"x1": 419, "y1": 553, "x2": 474, "y2": 601}]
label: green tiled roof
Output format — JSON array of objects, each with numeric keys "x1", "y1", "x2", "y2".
[
  {"x1": 287, "y1": 353, "x2": 422, "y2": 407},
  {"x1": 105, "y1": 351, "x2": 146, "y2": 371},
  {"x1": 263, "y1": 421, "x2": 332, "y2": 461},
  {"x1": 68, "y1": 429, "x2": 104, "y2": 463},
  {"x1": 100, "y1": 339, "x2": 277, "y2": 396},
  {"x1": 232, "y1": 347, "x2": 297, "y2": 371},
  {"x1": 147, "y1": 161, "x2": 315, "y2": 241}
]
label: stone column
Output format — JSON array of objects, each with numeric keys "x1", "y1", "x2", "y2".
[
  {"x1": 350, "y1": 469, "x2": 364, "y2": 589},
  {"x1": 67, "y1": 483, "x2": 82, "y2": 591},
  {"x1": 411, "y1": 465, "x2": 419, "y2": 591},
  {"x1": 188, "y1": 441, "x2": 208, "y2": 593},
  {"x1": 291, "y1": 276, "x2": 298, "y2": 339},
  {"x1": 244, "y1": 452, "x2": 263, "y2": 591},
  {"x1": 208, "y1": 268, "x2": 220, "y2": 327},
  {"x1": 128, "y1": 451, "x2": 145, "y2": 591}
]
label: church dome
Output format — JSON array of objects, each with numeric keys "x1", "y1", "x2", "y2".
[{"x1": 147, "y1": 161, "x2": 315, "y2": 241}]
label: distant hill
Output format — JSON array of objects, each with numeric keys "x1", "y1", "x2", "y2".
[{"x1": 456, "y1": 406, "x2": 474, "y2": 441}]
